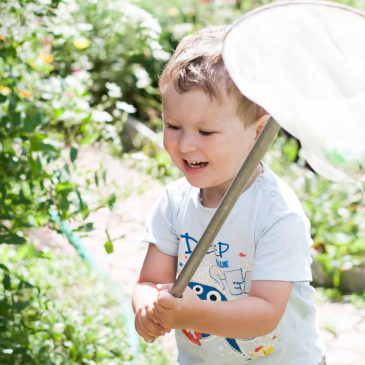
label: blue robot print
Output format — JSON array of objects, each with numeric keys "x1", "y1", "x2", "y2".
[{"x1": 182, "y1": 281, "x2": 246, "y2": 355}]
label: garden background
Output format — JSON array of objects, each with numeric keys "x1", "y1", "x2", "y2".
[{"x1": 1, "y1": 0, "x2": 365, "y2": 364}]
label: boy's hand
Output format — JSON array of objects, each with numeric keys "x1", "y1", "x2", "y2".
[
  {"x1": 150, "y1": 283, "x2": 201, "y2": 330},
  {"x1": 132, "y1": 244, "x2": 177, "y2": 341},
  {"x1": 134, "y1": 283, "x2": 170, "y2": 341},
  {"x1": 135, "y1": 304, "x2": 168, "y2": 342}
]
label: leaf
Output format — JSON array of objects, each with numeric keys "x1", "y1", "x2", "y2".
[
  {"x1": 13, "y1": 300, "x2": 32, "y2": 311},
  {"x1": 0, "y1": 233, "x2": 26, "y2": 245},
  {"x1": 70, "y1": 147, "x2": 78, "y2": 163},
  {"x1": 0, "y1": 263, "x2": 9, "y2": 272},
  {"x1": 8, "y1": 111, "x2": 21, "y2": 125},
  {"x1": 104, "y1": 240, "x2": 114, "y2": 254},
  {"x1": 102, "y1": 170, "x2": 107, "y2": 183},
  {"x1": 107, "y1": 192, "x2": 116, "y2": 209},
  {"x1": 3, "y1": 273, "x2": 11, "y2": 290},
  {"x1": 76, "y1": 190, "x2": 88, "y2": 217},
  {"x1": 39, "y1": 142, "x2": 57, "y2": 153},
  {"x1": 79, "y1": 132, "x2": 97, "y2": 145},
  {"x1": 74, "y1": 222, "x2": 94, "y2": 232},
  {"x1": 23, "y1": 109, "x2": 44, "y2": 133},
  {"x1": 35, "y1": 155, "x2": 42, "y2": 174},
  {"x1": 18, "y1": 280, "x2": 35, "y2": 290},
  {"x1": 55, "y1": 182, "x2": 75, "y2": 192},
  {"x1": 29, "y1": 134, "x2": 47, "y2": 151}
]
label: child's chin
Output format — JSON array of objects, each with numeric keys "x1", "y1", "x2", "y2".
[{"x1": 184, "y1": 176, "x2": 205, "y2": 189}]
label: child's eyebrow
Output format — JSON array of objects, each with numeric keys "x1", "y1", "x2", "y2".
[
  {"x1": 162, "y1": 114, "x2": 179, "y2": 122},
  {"x1": 161, "y1": 115, "x2": 170, "y2": 122},
  {"x1": 162, "y1": 112, "x2": 218, "y2": 127},
  {"x1": 195, "y1": 120, "x2": 220, "y2": 129}
]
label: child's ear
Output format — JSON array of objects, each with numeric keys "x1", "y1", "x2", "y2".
[{"x1": 254, "y1": 114, "x2": 270, "y2": 140}]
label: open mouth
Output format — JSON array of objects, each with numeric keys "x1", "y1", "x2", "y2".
[{"x1": 184, "y1": 159, "x2": 209, "y2": 169}]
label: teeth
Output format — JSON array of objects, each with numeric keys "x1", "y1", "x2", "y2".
[{"x1": 186, "y1": 160, "x2": 206, "y2": 168}]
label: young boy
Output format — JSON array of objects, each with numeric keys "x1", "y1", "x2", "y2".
[{"x1": 132, "y1": 25, "x2": 325, "y2": 365}]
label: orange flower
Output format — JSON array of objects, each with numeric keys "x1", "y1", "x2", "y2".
[
  {"x1": 0, "y1": 35, "x2": 5, "y2": 41},
  {"x1": 39, "y1": 53, "x2": 54, "y2": 64},
  {"x1": 18, "y1": 89, "x2": 32, "y2": 98},
  {"x1": 0, "y1": 86, "x2": 11, "y2": 95}
]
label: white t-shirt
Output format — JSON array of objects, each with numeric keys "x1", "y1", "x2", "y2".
[{"x1": 145, "y1": 163, "x2": 325, "y2": 365}]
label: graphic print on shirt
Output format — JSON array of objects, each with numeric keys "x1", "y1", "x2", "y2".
[
  {"x1": 179, "y1": 232, "x2": 277, "y2": 359},
  {"x1": 183, "y1": 281, "x2": 277, "y2": 359},
  {"x1": 180, "y1": 232, "x2": 251, "y2": 296},
  {"x1": 209, "y1": 266, "x2": 252, "y2": 296},
  {"x1": 180, "y1": 232, "x2": 230, "y2": 266},
  {"x1": 183, "y1": 281, "x2": 244, "y2": 354},
  {"x1": 182, "y1": 282, "x2": 223, "y2": 346}
]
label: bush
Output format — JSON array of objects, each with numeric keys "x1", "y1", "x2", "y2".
[
  {"x1": 0, "y1": 0, "x2": 108, "y2": 247},
  {"x1": 0, "y1": 0, "x2": 168, "y2": 245},
  {"x1": 0, "y1": 243, "x2": 168, "y2": 364},
  {"x1": 49, "y1": 0, "x2": 169, "y2": 143}
]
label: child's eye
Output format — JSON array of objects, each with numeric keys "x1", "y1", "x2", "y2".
[
  {"x1": 165, "y1": 124, "x2": 180, "y2": 130},
  {"x1": 199, "y1": 130, "x2": 215, "y2": 136}
]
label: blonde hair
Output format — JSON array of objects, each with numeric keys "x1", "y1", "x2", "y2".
[{"x1": 159, "y1": 25, "x2": 266, "y2": 125}]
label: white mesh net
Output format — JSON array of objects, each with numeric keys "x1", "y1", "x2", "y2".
[{"x1": 223, "y1": 0, "x2": 365, "y2": 182}]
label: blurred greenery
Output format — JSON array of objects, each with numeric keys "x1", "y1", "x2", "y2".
[
  {"x1": 265, "y1": 134, "x2": 365, "y2": 290},
  {"x1": 0, "y1": 243, "x2": 168, "y2": 364}
]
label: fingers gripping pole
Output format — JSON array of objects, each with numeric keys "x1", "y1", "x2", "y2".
[{"x1": 170, "y1": 117, "x2": 281, "y2": 298}]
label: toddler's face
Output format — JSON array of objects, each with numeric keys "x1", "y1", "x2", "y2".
[{"x1": 162, "y1": 83, "x2": 261, "y2": 200}]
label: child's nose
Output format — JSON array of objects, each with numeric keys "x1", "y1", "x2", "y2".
[{"x1": 178, "y1": 132, "x2": 198, "y2": 153}]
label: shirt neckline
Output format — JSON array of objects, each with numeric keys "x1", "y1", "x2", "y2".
[{"x1": 194, "y1": 162, "x2": 266, "y2": 210}]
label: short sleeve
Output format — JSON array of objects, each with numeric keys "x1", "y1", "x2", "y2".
[
  {"x1": 252, "y1": 212, "x2": 313, "y2": 282},
  {"x1": 144, "y1": 187, "x2": 180, "y2": 257}
]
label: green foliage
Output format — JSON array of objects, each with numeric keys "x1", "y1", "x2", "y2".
[
  {"x1": 266, "y1": 135, "x2": 365, "y2": 288},
  {"x1": 138, "y1": 340, "x2": 170, "y2": 365},
  {"x1": 0, "y1": 243, "x2": 169, "y2": 364},
  {"x1": 126, "y1": 150, "x2": 181, "y2": 184},
  {"x1": 0, "y1": 244, "x2": 131, "y2": 364},
  {"x1": 317, "y1": 287, "x2": 365, "y2": 307},
  {"x1": 0, "y1": 0, "x2": 168, "y2": 246},
  {"x1": 48, "y1": 0, "x2": 169, "y2": 144},
  {"x1": 138, "y1": 0, "x2": 270, "y2": 42},
  {"x1": 337, "y1": 0, "x2": 365, "y2": 9},
  {"x1": 0, "y1": 0, "x2": 95, "y2": 246}
]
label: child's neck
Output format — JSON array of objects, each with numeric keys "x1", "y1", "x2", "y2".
[{"x1": 200, "y1": 163, "x2": 263, "y2": 208}]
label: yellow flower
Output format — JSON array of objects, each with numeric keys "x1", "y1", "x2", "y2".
[
  {"x1": 39, "y1": 53, "x2": 54, "y2": 64},
  {"x1": 0, "y1": 85, "x2": 11, "y2": 95},
  {"x1": 18, "y1": 89, "x2": 32, "y2": 98},
  {"x1": 73, "y1": 37, "x2": 90, "y2": 50}
]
